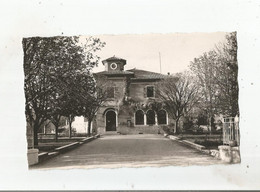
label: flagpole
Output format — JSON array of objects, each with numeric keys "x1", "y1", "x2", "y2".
[{"x1": 159, "y1": 52, "x2": 162, "y2": 73}]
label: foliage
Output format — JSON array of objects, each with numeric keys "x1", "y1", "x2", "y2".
[
  {"x1": 82, "y1": 75, "x2": 110, "y2": 136},
  {"x1": 122, "y1": 96, "x2": 136, "y2": 106},
  {"x1": 155, "y1": 71, "x2": 199, "y2": 133},
  {"x1": 23, "y1": 36, "x2": 105, "y2": 146},
  {"x1": 214, "y1": 32, "x2": 239, "y2": 116},
  {"x1": 182, "y1": 117, "x2": 194, "y2": 133},
  {"x1": 190, "y1": 33, "x2": 238, "y2": 118},
  {"x1": 194, "y1": 139, "x2": 222, "y2": 149},
  {"x1": 59, "y1": 73, "x2": 96, "y2": 138},
  {"x1": 189, "y1": 32, "x2": 239, "y2": 132},
  {"x1": 190, "y1": 51, "x2": 220, "y2": 132},
  {"x1": 197, "y1": 110, "x2": 208, "y2": 126}
]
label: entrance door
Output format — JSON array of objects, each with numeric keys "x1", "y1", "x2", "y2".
[{"x1": 106, "y1": 110, "x2": 116, "y2": 131}]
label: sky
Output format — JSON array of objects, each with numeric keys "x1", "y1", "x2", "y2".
[{"x1": 83, "y1": 32, "x2": 228, "y2": 74}]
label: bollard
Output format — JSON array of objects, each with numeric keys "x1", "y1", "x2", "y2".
[
  {"x1": 218, "y1": 145, "x2": 232, "y2": 163},
  {"x1": 218, "y1": 145, "x2": 241, "y2": 163},
  {"x1": 27, "y1": 149, "x2": 39, "y2": 165}
]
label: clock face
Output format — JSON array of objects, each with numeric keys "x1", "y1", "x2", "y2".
[{"x1": 110, "y1": 63, "x2": 118, "y2": 70}]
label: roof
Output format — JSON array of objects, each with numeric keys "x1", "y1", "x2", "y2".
[
  {"x1": 102, "y1": 56, "x2": 127, "y2": 65},
  {"x1": 94, "y1": 68, "x2": 168, "y2": 80},
  {"x1": 127, "y1": 68, "x2": 168, "y2": 80},
  {"x1": 94, "y1": 70, "x2": 134, "y2": 76}
]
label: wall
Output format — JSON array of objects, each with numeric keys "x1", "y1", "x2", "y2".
[
  {"x1": 103, "y1": 77, "x2": 127, "y2": 106},
  {"x1": 95, "y1": 104, "x2": 176, "y2": 134},
  {"x1": 96, "y1": 77, "x2": 126, "y2": 133},
  {"x1": 117, "y1": 125, "x2": 165, "y2": 134},
  {"x1": 129, "y1": 82, "x2": 157, "y2": 102},
  {"x1": 106, "y1": 61, "x2": 125, "y2": 72},
  {"x1": 71, "y1": 116, "x2": 88, "y2": 133},
  {"x1": 94, "y1": 76, "x2": 176, "y2": 135},
  {"x1": 95, "y1": 106, "x2": 110, "y2": 133}
]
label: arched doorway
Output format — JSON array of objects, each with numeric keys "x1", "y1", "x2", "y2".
[
  {"x1": 146, "y1": 110, "x2": 155, "y2": 125},
  {"x1": 105, "y1": 110, "x2": 117, "y2": 131},
  {"x1": 158, "y1": 109, "x2": 167, "y2": 125},
  {"x1": 135, "y1": 110, "x2": 145, "y2": 125}
]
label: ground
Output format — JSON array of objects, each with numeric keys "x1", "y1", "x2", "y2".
[{"x1": 32, "y1": 134, "x2": 225, "y2": 170}]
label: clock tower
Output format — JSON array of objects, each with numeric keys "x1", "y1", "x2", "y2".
[{"x1": 102, "y1": 56, "x2": 126, "y2": 72}]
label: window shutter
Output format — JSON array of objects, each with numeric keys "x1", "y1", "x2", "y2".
[
  {"x1": 114, "y1": 87, "x2": 119, "y2": 99},
  {"x1": 144, "y1": 86, "x2": 147, "y2": 98},
  {"x1": 155, "y1": 87, "x2": 158, "y2": 98}
]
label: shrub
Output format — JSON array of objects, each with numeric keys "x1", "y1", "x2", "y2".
[
  {"x1": 162, "y1": 125, "x2": 175, "y2": 135},
  {"x1": 74, "y1": 133, "x2": 88, "y2": 137},
  {"x1": 195, "y1": 139, "x2": 222, "y2": 149}
]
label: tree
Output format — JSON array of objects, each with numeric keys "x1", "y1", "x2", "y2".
[
  {"x1": 156, "y1": 72, "x2": 199, "y2": 134},
  {"x1": 190, "y1": 32, "x2": 239, "y2": 128},
  {"x1": 23, "y1": 36, "x2": 105, "y2": 146},
  {"x1": 213, "y1": 32, "x2": 239, "y2": 116},
  {"x1": 82, "y1": 75, "x2": 109, "y2": 136},
  {"x1": 23, "y1": 37, "x2": 54, "y2": 146},
  {"x1": 49, "y1": 90, "x2": 64, "y2": 141},
  {"x1": 190, "y1": 51, "x2": 220, "y2": 132},
  {"x1": 197, "y1": 110, "x2": 208, "y2": 127},
  {"x1": 60, "y1": 91, "x2": 78, "y2": 138},
  {"x1": 52, "y1": 72, "x2": 96, "y2": 139}
]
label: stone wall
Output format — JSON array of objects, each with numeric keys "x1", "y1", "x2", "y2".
[
  {"x1": 117, "y1": 125, "x2": 165, "y2": 134},
  {"x1": 94, "y1": 76, "x2": 176, "y2": 134},
  {"x1": 129, "y1": 82, "x2": 157, "y2": 102},
  {"x1": 95, "y1": 105, "x2": 175, "y2": 134},
  {"x1": 103, "y1": 77, "x2": 127, "y2": 107}
]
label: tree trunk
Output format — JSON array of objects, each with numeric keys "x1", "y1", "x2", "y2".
[
  {"x1": 88, "y1": 120, "x2": 92, "y2": 137},
  {"x1": 33, "y1": 123, "x2": 39, "y2": 147},
  {"x1": 55, "y1": 125, "x2": 58, "y2": 142},
  {"x1": 175, "y1": 118, "x2": 180, "y2": 134},
  {"x1": 69, "y1": 122, "x2": 72, "y2": 138},
  {"x1": 67, "y1": 115, "x2": 74, "y2": 138},
  {"x1": 207, "y1": 113, "x2": 211, "y2": 134}
]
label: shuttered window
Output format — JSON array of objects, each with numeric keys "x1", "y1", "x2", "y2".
[
  {"x1": 143, "y1": 87, "x2": 147, "y2": 98},
  {"x1": 107, "y1": 87, "x2": 115, "y2": 98},
  {"x1": 114, "y1": 87, "x2": 119, "y2": 99}
]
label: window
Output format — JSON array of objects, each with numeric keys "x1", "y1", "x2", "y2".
[
  {"x1": 158, "y1": 110, "x2": 167, "y2": 125},
  {"x1": 135, "y1": 110, "x2": 144, "y2": 125},
  {"x1": 107, "y1": 87, "x2": 115, "y2": 98},
  {"x1": 146, "y1": 110, "x2": 155, "y2": 125},
  {"x1": 147, "y1": 86, "x2": 155, "y2": 97}
]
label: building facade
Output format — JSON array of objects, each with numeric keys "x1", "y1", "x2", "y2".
[{"x1": 94, "y1": 56, "x2": 175, "y2": 134}]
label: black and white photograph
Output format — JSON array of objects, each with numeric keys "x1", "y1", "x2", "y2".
[
  {"x1": 1, "y1": 0, "x2": 260, "y2": 190},
  {"x1": 24, "y1": 33, "x2": 240, "y2": 169}
]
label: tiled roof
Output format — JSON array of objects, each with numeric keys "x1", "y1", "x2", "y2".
[
  {"x1": 94, "y1": 70, "x2": 134, "y2": 75},
  {"x1": 94, "y1": 68, "x2": 168, "y2": 80},
  {"x1": 127, "y1": 68, "x2": 168, "y2": 79},
  {"x1": 102, "y1": 56, "x2": 126, "y2": 65}
]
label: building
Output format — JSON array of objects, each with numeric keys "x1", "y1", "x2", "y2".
[{"x1": 93, "y1": 56, "x2": 175, "y2": 134}]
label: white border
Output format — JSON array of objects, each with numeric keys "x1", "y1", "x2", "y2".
[{"x1": 1, "y1": 0, "x2": 260, "y2": 190}]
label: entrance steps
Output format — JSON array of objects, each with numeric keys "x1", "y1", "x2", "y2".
[{"x1": 103, "y1": 131, "x2": 119, "y2": 135}]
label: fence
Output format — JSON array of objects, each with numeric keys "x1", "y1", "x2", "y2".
[{"x1": 223, "y1": 116, "x2": 240, "y2": 146}]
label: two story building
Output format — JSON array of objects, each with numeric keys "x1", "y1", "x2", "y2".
[{"x1": 93, "y1": 56, "x2": 175, "y2": 134}]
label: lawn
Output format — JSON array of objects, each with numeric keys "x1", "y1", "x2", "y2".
[
  {"x1": 179, "y1": 134, "x2": 223, "y2": 149},
  {"x1": 37, "y1": 137, "x2": 87, "y2": 153}
]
